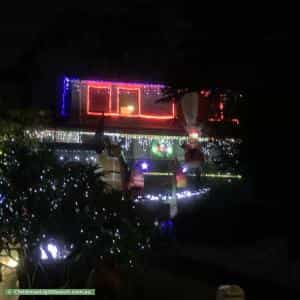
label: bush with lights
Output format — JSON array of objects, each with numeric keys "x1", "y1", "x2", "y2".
[{"x1": 0, "y1": 130, "x2": 155, "y2": 290}]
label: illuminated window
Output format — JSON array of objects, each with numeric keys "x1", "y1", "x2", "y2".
[
  {"x1": 88, "y1": 86, "x2": 111, "y2": 114},
  {"x1": 85, "y1": 81, "x2": 175, "y2": 119},
  {"x1": 118, "y1": 88, "x2": 140, "y2": 115}
]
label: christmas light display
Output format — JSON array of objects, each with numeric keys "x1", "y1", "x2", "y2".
[
  {"x1": 117, "y1": 87, "x2": 141, "y2": 115},
  {"x1": 151, "y1": 141, "x2": 173, "y2": 158},
  {"x1": 4, "y1": 257, "x2": 18, "y2": 268},
  {"x1": 0, "y1": 249, "x2": 19, "y2": 268},
  {"x1": 40, "y1": 243, "x2": 58, "y2": 260},
  {"x1": 35, "y1": 129, "x2": 242, "y2": 145},
  {"x1": 61, "y1": 77, "x2": 72, "y2": 117},
  {"x1": 0, "y1": 133, "x2": 155, "y2": 284},
  {"x1": 133, "y1": 187, "x2": 210, "y2": 203},
  {"x1": 39, "y1": 241, "x2": 71, "y2": 261},
  {"x1": 141, "y1": 162, "x2": 149, "y2": 171},
  {"x1": 143, "y1": 172, "x2": 242, "y2": 179},
  {"x1": 1, "y1": 80, "x2": 245, "y2": 288},
  {"x1": 33, "y1": 129, "x2": 241, "y2": 174},
  {"x1": 87, "y1": 85, "x2": 112, "y2": 114},
  {"x1": 82, "y1": 79, "x2": 175, "y2": 119},
  {"x1": 55, "y1": 149, "x2": 97, "y2": 164},
  {"x1": 202, "y1": 173, "x2": 242, "y2": 179},
  {"x1": 34, "y1": 129, "x2": 214, "y2": 144}
]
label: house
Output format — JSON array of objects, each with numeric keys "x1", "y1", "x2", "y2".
[{"x1": 37, "y1": 77, "x2": 242, "y2": 194}]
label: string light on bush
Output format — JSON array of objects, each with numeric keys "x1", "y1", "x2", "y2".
[
  {"x1": 135, "y1": 187, "x2": 210, "y2": 203},
  {"x1": 32, "y1": 130, "x2": 242, "y2": 174},
  {"x1": 1, "y1": 126, "x2": 179, "y2": 271},
  {"x1": 202, "y1": 173, "x2": 242, "y2": 179}
]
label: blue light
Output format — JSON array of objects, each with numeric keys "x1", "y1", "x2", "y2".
[
  {"x1": 141, "y1": 162, "x2": 148, "y2": 171},
  {"x1": 60, "y1": 77, "x2": 167, "y2": 117},
  {"x1": 0, "y1": 194, "x2": 5, "y2": 204},
  {"x1": 60, "y1": 76, "x2": 72, "y2": 117},
  {"x1": 159, "y1": 219, "x2": 175, "y2": 237}
]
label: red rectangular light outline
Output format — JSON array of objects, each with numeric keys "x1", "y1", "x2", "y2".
[
  {"x1": 86, "y1": 81, "x2": 175, "y2": 120},
  {"x1": 117, "y1": 87, "x2": 141, "y2": 115},
  {"x1": 87, "y1": 85, "x2": 112, "y2": 115}
]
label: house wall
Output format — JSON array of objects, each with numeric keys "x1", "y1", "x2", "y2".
[
  {"x1": 65, "y1": 79, "x2": 174, "y2": 123},
  {"x1": 59, "y1": 78, "x2": 185, "y2": 133}
]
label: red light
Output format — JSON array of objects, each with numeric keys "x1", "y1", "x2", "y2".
[
  {"x1": 117, "y1": 87, "x2": 141, "y2": 115},
  {"x1": 232, "y1": 118, "x2": 240, "y2": 125},
  {"x1": 200, "y1": 89, "x2": 211, "y2": 97},
  {"x1": 189, "y1": 132, "x2": 199, "y2": 139},
  {"x1": 208, "y1": 118, "x2": 240, "y2": 126},
  {"x1": 219, "y1": 102, "x2": 224, "y2": 111},
  {"x1": 86, "y1": 81, "x2": 176, "y2": 120},
  {"x1": 87, "y1": 85, "x2": 112, "y2": 115}
]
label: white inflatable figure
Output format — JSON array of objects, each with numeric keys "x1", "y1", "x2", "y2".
[
  {"x1": 95, "y1": 142, "x2": 125, "y2": 191},
  {"x1": 216, "y1": 285, "x2": 245, "y2": 300},
  {"x1": 181, "y1": 92, "x2": 199, "y2": 128}
]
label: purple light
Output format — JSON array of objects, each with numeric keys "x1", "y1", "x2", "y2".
[
  {"x1": 141, "y1": 162, "x2": 148, "y2": 170},
  {"x1": 61, "y1": 77, "x2": 168, "y2": 118},
  {"x1": 0, "y1": 194, "x2": 5, "y2": 204},
  {"x1": 60, "y1": 76, "x2": 79, "y2": 117},
  {"x1": 60, "y1": 77, "x2": 69, "y2": 117},
  {"x1": 182, "y1": 167, "x2": 188, "y2": 173},
  {"x1": 85, "y1": 79, "x2": 165, "y2": 88}
]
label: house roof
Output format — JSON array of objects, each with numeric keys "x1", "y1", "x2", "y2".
[
  {"x1": 98, "y1": 116, "x2": 185, "y2": 135},
  {"x1": 63, "y1": 116, "x2": 186, "y2": 136}
]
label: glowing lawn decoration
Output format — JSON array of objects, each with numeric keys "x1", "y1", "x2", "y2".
[
  {"x1": 40, "y1": 243, "x2": 58, "y2": 260},
  {"x1": 6, "y1": 257, "x2": 18, "y2": 268},
  {"x1": 151, "y1": 141, "x2": 173, "y2": 158},
  {"x1": 40, "y1": 247, "x2": 49, "y2": 260},
  {"x1": 39, "y1": 242, "x2": 69, "y2": 260}
]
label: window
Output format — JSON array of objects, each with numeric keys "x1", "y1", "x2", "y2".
[
  {"x1": 117, "y1": 88, "x2": 140, "y2": 115},
  {"x1": 142, "y1": 96, "x2": 174, "y2": 117},
  {"x1": 85, "y1": 81, "x2": 175, "y2": 119},
  {"x1": 87, "y1": 86, "x2": 111, "y2": 114}
]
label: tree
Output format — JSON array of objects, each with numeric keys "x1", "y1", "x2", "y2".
[{"x1": 0, "y1": 105, "x2": 154, "y2": 296}]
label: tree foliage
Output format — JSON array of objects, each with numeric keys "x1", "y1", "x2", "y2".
[{"x1": 0, "y1": 108, "x2": 154, "y2": 290}]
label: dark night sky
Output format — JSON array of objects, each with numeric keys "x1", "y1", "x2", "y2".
[
  {"x1": 0, "y1": 4, "x2": 295, "y2": 202},
  {"x1": 0, "y1": 4, "x2": 293, "y2": 92}
]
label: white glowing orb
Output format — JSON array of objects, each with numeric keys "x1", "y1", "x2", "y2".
[
  {"x1": 141, "y1": 162, "x2": 148, "y2": 170},
  {"x1": 182, "y1": 167, "x2": 188, "y2": 173},
  {"x1": 127, "y1": 105, "x2": 134, "y2": 112}
]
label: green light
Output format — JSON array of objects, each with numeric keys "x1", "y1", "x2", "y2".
[
  {"x1": 151, "y1": 144, "x2": 158, "y2": 154},
  {"x1": 167, "y1": 146, "x2": 173, "y2": 155}
]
